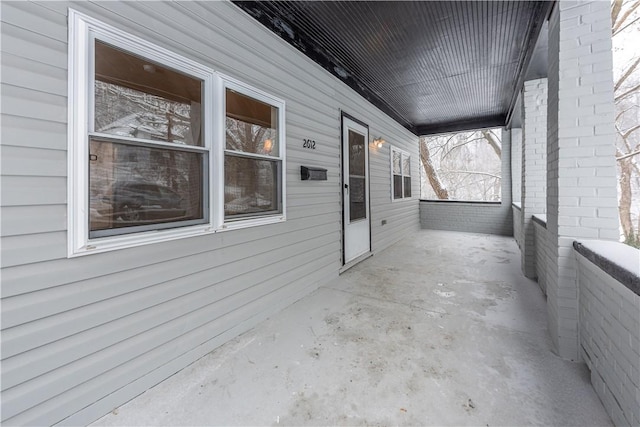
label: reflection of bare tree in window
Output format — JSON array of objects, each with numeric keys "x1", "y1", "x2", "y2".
[
  {"x1": 225, "y1": 118, "x2": 277, "y2": 215},
  {"x1": 95, "y1": 82, "x2": 194, "y2": 144},
  {"x1": 420, "y1": 129, "x2": 502, "y2": 201}
]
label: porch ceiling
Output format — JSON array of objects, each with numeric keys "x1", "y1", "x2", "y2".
[{"x1": 232, "y1": 1, "x2": 551, "y2": 135}]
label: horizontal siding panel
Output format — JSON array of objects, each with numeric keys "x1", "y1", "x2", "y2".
[
  {"x1": 1, "y1": 52, "x2": 67, "y2": 97},
  {"x1": 1, "y1": 146, "x2": 66, "y2": 177},
  {"x1": 1, "y1": 114, "x2": 67, "y2": 151},
  {"x1": 287, "y1": 112, "x2": 341, "y2": 140},
  {"x1": 287, "y1": 194, "x2": 338, "y2": 208},
  {"x1": 1, "y1": 2, "x2": 67, "y2": 43},
  {"x1": 287, "y1": 182, "x2": 341, "y2": 196},
  {"x1": 0, "y1": 176, "x2": 66, "y2": 207},
  {"x1": 0, "y1": 214, "x2": 339, "y2": 298},
  {"x1": 1, "y1": 222, "x2": 338, "y2": 332},
  {"x1": 0, "y1": 232, "x2": 67, "y2": 267},
  {"x1": 9, "y1": 263, "x2": 334, "y2": 426},
  {"x1": 2, "y1": 236, "x2": 338, "y2": 390},
  {"x1": 0, "y1": 22, "x2": 68, "y2": 70},
  {"x1": 287, "y1": 201, "x2": 339, "y2": 219},
  {"x1": 2, "y1": 252, "x2": 337, "y2": 424},
  {"x1": 286, "y1": 151, "x2": 341, "y2": 169},
  {"x1": 2, "y1": 84, "x2": 66, "y2": 124},
  {"x1": 1, "y1": 205, "x2": 67, "y2": 236}
]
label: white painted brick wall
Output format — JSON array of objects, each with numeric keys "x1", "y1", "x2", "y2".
[
  {"x1": 511, "y1": 128, "x2": 522, "y2": 204},
  {"x1": 420, "y1": 202, "x2": 513, "y2": 236},
  {"x1": 533, "y1": 218, "x2": 549, "y2": 295},
  {"x1": 577, "y1": 253, "x2": 640, "y2": 426},
  {"x1": 546, "y1": 1, "x2": 618, "y2": 360},
  {"x1": 521, "y1": 79, "x2": 548, "y2": 278},
  {"x1": 513, "y1": 205, "x2": 523, "y2": 249}
]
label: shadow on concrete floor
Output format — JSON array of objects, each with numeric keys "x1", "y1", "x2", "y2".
[{"x1": 92, "y1": 230, "x2": 611, "y2": 426}]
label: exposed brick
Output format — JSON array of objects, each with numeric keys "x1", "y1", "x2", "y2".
[{"x1": 576, "y1": 251, "x2": 640, "y2": 427}]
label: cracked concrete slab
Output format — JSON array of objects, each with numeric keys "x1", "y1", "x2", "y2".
[{"x1": 92, "y1": 230, "x2": 612, "y2": 426}]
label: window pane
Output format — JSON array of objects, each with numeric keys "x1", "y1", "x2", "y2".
[
  {"x1": 349, "y1": 176, "x2": 366, "y2": 221},
  {"x1": 94, "y1": 41, "x2": 203, "y2": 146},
  {"x1": 404, "y1": 176, "x2": 412, "y2": 198},
  {"x1": 403, "y1": 155, "x2": 410, "y2": 177},
  {"x1": 349, "y1": 130, "x2": 365, "y2": 176},
  {"x1": 225, "y1": 155, "x2": 280, "y2": 217},
  {"x1": 393, "y1": 175, "x2": 403, "y2": 199},
  {"x1": 226, "y1": 89, "x2": 278, "y2": 156},
  {"x1": 393, "y1": 150, "x2": 401, "y2": 174},
  {"x1": 89, "y1": 139, "x2": 205, "y2": 235}
]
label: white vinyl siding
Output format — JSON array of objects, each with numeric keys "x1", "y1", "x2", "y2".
[{"x1": 0, "y1": 1, "x2": 419, "y2": 425}]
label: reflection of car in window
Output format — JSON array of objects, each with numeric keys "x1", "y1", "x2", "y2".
[{"x1": 101, "y1": 182, "x2": 186, "y2": 223}]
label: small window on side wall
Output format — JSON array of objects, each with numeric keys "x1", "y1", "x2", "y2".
[{"x1": 391, "y1": 146, "x2": 412, "y2": 200}]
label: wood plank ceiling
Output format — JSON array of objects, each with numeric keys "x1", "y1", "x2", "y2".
[{"x1": 232, "y1": 1, "x2": 551, "y2": 135}]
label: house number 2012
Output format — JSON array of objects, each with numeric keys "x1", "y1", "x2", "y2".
[{"x1": 303, "y1": 139, "x2": 316, "y2": 149}]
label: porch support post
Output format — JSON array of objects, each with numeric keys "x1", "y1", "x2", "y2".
[
  {"x1": 521, "y1": 78, "x2": 548, "y2": 279},
  {"x1": 546, "y1": 1, "x2": 619, "y2": 359}
]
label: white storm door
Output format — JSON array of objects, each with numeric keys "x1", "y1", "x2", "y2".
[{"x1": 342, "y1": 116, "x2": 370, "y2": 263}]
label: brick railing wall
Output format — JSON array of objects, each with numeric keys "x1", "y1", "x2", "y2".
[
  {"x1": 513, "y1": 204, "x2": 523, "y2": 249},
  {"x1": 420, "y1": 201, "x2": 513, "y2": 236},
  {"x1": 533, "y1": 215, "x2": 549, "y2": 295},
  {"x1": 574, "y1": 241, "x2": 640, "y2": 426}
]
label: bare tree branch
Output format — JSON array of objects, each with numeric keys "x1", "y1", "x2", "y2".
[
  {"x1": 615, "y1": 57, "x2": 640, "y2": 91},
  {"x1": 444, "y1": 170, "x2": 502, "y2": 179},
  {"x1": 617, "y1": 149, "x2": 640, "y2": 160},
  {"x1": 615, "y1": 83, "x2": 640, "y2": 102},
  {"x1": 623, "y1": 124, "x2": 640, "y2": 140},
  {"x1": 614, "y1": 15, "x2": 640, "y2": 35},
  {"x1": 441, "y1": 137, "x2": 487, "y2": 159},
  {"x1": 612, "y1": 0, "x2": 624, "y2": 28},
  {"x1": 481, "y1": 130, "x2": 501, "y2": 157},
  {"x1": 613, "y1": 1, "x2": 640, "y2": 33},
  {"x1": 419, "y1": 137, "x2": 449, "y2": 199}
]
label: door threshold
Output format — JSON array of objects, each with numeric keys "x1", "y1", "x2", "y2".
[{"x1": 340, "y1": 251, "x2": 373, "y2": 273}]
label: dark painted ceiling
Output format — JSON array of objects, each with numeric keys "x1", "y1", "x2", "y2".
[{"x1": 233, "y1": 1, "x2": 551, "y2": 135}]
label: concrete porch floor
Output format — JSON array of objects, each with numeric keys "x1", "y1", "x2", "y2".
[{"x1": 92, "y1": 230, "x2": 611, "y2": 426}]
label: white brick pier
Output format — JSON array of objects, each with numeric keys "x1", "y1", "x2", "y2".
[
  {"x1": 545, "y1": 0, "x2": 619, "y2": 360},
  {"x1": 521, "y1": 79, "x2": 548, "y2": 279}
]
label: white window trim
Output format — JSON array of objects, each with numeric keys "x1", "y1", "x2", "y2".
[
  {"x1": 67, "y1": 10, "x2": 286, "y2": 257},
  {"x1": 390, "y1": 145, "x2": 413, "y2": 202},
  {"x1": 218, "y1": 74, "x2": 287, "y2": 231}
]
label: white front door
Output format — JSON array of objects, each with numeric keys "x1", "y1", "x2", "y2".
[{"x1": 342, "y1": 116, "x2": 370, "y2": 264}]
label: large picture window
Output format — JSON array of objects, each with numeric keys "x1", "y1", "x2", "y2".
[{"x1": 69, "y1": 11, "x2": 286, "y2": 256}]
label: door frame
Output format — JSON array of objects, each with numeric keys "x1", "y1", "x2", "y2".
[{"x1": 340, "y1": 111, "x2": 372, "y2": 266}]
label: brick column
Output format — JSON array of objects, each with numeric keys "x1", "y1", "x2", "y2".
[
  {"x1": 511, "y1": 128, "x2": 522, "y2": 205},
  {"x1": 547, "y1": 1, "x2": 619, "y2": 359},
  {"x1": 521, "y1": 79, "x2": 548, "y2": 278}
]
